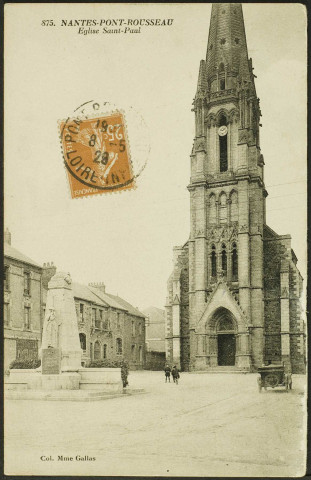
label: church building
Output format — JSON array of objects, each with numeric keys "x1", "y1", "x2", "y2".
[{"x1": 165, "y1": 4, "x2": 305, "y2": 373}]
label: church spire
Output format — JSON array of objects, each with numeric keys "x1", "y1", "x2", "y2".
[{"x1": 205, "y1": 4, "x2": 252, "y2": 90}]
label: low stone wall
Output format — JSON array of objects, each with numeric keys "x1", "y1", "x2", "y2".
[
  {"x1": 6, "y1": 369, "x2": 41, "y2": 390},
  {"x1": 78, "y1": 368, "x2": 122, "y2": 392},
  {"x1": 5, "y1": 368, "x2": 123, "y2": 393}
]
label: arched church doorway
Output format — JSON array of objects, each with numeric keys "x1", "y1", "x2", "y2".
[{"x1": 215, "y1": 308, "x2": 236, "y2": 366}]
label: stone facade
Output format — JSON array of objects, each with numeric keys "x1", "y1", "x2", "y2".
[
  {"x1": 4, "y1": 231, "x2": 43, "y2": 369},
  {"x1": 43, "y1": 277, "x2": 146, "y2": 370},
  {"x1": 4, "y1": 233, "x2": 146, "y2": 371},
  {"x1": 165, "y1": 3, "x2": 305, "y2": 374}
]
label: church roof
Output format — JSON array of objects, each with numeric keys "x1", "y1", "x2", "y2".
[
  {"x1": 205, "y1": 3, "x2": 251, "y2": 83},
  {"x1": 4, "y1": 243, "x2": 42, "y2": 268}
]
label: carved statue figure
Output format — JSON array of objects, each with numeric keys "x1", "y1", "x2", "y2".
[{"x1": 45, "y1": 308, "x2": 61, "y2": 348}]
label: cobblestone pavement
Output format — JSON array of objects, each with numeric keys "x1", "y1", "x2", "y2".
[{"x1": 4, "y1": 371, "x2": 307, "y2": 477}]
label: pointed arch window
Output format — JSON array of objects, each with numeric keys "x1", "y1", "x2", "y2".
[
  {"x1": 219, "y1": 193, "x2": 227, "y2": 224},
  {"x1": 230, "y1": 191, "x2": 238, "y2": 223},
  {"x1": 221, "y1": 243, "x2": 227, "y2": 276},
  {"x1": 79, "y1": 333, "x2": 86, "y2": 351},
  {"x1": 219, "y1": 62, "x2": 226, "y2": 90},
  {"x1": 232, "y1": 243, "x2": 238, "y2": 281},
  {"x1": 218, "y1": 115, "x2": 228, "y2": 172},
  {"x1": 211, "y1": 245, "x2": 217, "y2": 279},
  {"x1": 209, "y1": 194, "x2": 216, "y2": 225}
]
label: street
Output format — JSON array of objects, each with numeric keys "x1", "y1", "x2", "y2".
[{"x1": 4, "y1": 371, "x2": 306, "y2": 477}]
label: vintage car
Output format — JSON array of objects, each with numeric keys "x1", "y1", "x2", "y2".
[{"x1": 257, "y1": 363, "x2": 292, "y2": 392}]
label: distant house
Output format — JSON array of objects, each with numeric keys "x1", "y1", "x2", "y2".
[
  {"x1": 143, "y1": 306, "x2": 166, "y2": 370},
  {"x1": 4, "y1": 229, "x2": 44, "y2": 369}
]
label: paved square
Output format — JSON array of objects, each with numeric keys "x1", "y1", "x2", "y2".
[{"x1": 4, "y1": 372, "x2": 306, "y2": 476}]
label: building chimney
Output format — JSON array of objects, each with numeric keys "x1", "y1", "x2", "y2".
[
  {"x1": 42, "y1": 262, "x2": 57, "y2": 289},
  {"x1": 4, "y1": 228, "x2": 11, "y2": 245},
  {"x1": 89, "y1": 282, "x2": 106, "y2": 293}
]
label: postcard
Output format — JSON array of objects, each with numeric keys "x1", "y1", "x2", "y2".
[{"x1": 4, "y1": 2, "x2": 307, "y2": 477}]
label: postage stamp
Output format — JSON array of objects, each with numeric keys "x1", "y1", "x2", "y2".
[{"x1": 59, "y1": 101, "x2": 146, "y2": 199}]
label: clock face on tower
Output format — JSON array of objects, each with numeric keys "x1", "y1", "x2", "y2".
[{"x1": 218, "y1": 125, "x2": 228, "y2": 136}]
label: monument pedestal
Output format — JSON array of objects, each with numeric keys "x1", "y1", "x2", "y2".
[
  {"x1": 41, "y1": 373, "x2": 80, "y2": 390},
  {"x1": 5, "y1": 272, "x2": 125, "y2": 400}
]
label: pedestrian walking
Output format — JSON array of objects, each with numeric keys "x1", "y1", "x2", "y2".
[
  {"x1": 164, "y1": 364, "x2": 171, "y2": 383},
  {"x1": 121, "y1": 360, "x2": 129, "y2": 388},
  {"x1": 171, "y1": 365, "x2": 180, "y2": 384}
]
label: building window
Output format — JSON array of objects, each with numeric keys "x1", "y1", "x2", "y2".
[
  {"x1": 139, "y1": 322, "x2": 142, "y2": 335},
  {"x1": 90, "y1": 342, "x2": 93, "y2": 360},
  {"x1": 4, "y1": 266, "x2": 9, "y2": 290},
  {"x1": 219, "y1": 115, "x2": 228, "y2": 172},
  {"x1": 139, "y1": 346, "x2": 143, "y2": 363},
  {"x1": 219, "y1": 63, "x2": 225, "y2": 90},
  {"x1": 220, "y1": 136, "x2": 228, "y2": 171},
  {"x1": 116, "y1": 312, "x2": 122, "y2": 330},
  {"x1": 99, "y1": 310, "x2": 103, "y2": 320},
  {"x1": 79, "y1": 333, "x2": 86, "y2": 351},
  {"x1": 94, "y1": 308, "x2": 101, "y2": 329},
  {"x1": 131, "y1": 344, "x2": 136, "y2": 360},
  {"x1": 116, "y1": 338, "x2": 123, "y2": 355},
  {"x1": 80, "y1": 304, "x2": 84, "y2": 322},
  {"x1": 132, "y1": 320, "x2": 135, "y2": 336},
  {"x1": 103, "y1": 344, "x2": 107, "y2": 359},
  {"x1": 232, "y1": 243, "x2": 238, "y2": 280},
  {"x1": 221, "y1": 244, "x2": 227, "y2": 275},
  {"x1": 24, "y1": 307, "x2": 31, "y2": 330},
  {"x1": 230, "y1": 191, "x2": 238, "y2": 223},
  {"x1": 219, "y1": 193, "x2": 227, "y2": 224},
  {"x1": 211, "y1": 245, "x2": 217, "y2": 278},
  {"x1": 24, "y1": 271, "x2": 31, "y2": 295},
  {"x1": 4, "y1": 303, "x2": 9, "y2": 326},
  {"x1": 209, "y1": 194, "x2": 216, "y2": 225},
  {"x1": 94, "y1": 341, "x2": 101, "y2": 360}
]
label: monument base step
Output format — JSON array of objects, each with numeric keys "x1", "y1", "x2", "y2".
[{"x1": 5, "y1": 388, "x2": 146, "y2": 402}]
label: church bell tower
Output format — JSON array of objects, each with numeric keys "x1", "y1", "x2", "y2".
[
  {"x1": 165, "y1": 2, "x2": 305, "y2": 374},
  {"x1": 187, "y1": 3, "x2": 266, "y2": 371}
]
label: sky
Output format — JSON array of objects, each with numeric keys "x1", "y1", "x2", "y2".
[{"x1": 4, "y1": 3, "x2": 307, "y2": 311}]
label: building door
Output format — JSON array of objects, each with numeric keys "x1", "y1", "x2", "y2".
[{"x1": 218, "y1": 334, "x2": 236, "y2": 366}]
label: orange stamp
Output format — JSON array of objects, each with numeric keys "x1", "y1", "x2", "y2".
[{"x1": 60, "y1": 108, "x2": 135, "y2": 198}]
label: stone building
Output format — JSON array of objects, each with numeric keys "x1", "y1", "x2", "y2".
[
  {"x1": 4, "y1": 232, "x2": 146, "y2": 370},
  {"x1": 42, "y1": 266, "x2": 146, "y2": 369},
  {"x1": 143, "y1": 306, "x2": 166, "y2": 370},
  {"x1": 4, "y1": 229, "x2": 44, "y2": 369},
  {"x1": 165, "y1": 4, "x2": 305, "y2": 373}
]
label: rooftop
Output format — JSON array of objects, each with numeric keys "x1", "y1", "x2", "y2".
[{"x1": 4, "y1": 243, "x2": 42, "y2": 268}]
